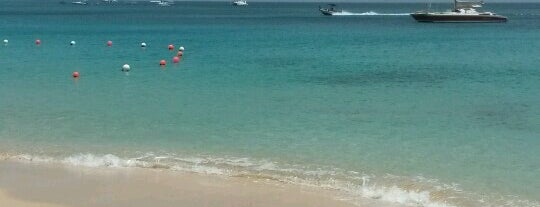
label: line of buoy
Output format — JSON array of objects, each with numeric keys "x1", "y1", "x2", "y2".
[
  {"x1": 15, "y1": 39, "x2": 187, "y2": 75},
  {"x1": 6, "y1": 39, "x2": 185, "y2": 51}
]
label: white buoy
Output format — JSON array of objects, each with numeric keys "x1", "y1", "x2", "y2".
[
  {"x1": 70, "y1": 41, "x2": 76, "y2": 46},
  {"x1": 3, "y1": 39, "x2": 8, "y2": 44},
  {"x1": 122, "y1": 64, "x2": 130, "y2": 72},
  {"x1": 141, "y1": 42, "x2": 147, "y2": 47},
  {"x1": 178, "y1": 46, "x2": 184, "y2": 51}
]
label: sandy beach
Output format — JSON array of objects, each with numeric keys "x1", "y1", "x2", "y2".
[{"x1": 0, "y1": 161, "x2": 358, "y2": 207}]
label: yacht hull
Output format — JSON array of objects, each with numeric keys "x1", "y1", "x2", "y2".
[{"x1": 411, "y1": 13, "x2": 507, "y2": 23}]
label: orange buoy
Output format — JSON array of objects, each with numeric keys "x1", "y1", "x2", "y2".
[
  {"x1": 168, "y1": 44, "x2": 174, "y2": 50},
  {"x1": 173, "y1": 56, "x2": 180, "y2": 63},
  {"x1": 107, "y1": 40, "x2": 112, "y2": 47},
  {"x1": 177, "y1": 51, "x2": 183, "y2": 57},
  {"x1": 72, "y1": 71, "x2": 80, "y2": 78},
  {"x1": 35, "y1": 39, "x2": 41, "y2": 45},
  {"x1": 160, "y1": 60, "x2": 166, "y2": 66}
]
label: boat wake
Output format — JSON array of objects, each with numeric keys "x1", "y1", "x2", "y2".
[{"x1": 332, "y1": 11, "x2": 409, "y2": 16}]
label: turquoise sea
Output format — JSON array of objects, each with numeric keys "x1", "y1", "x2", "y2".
[{"x1": 1, "y1": 1, "x2": 539, "y2": 206}]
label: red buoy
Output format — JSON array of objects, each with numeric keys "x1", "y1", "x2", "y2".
[
  {"x1": 173, "y1": 56, "x2": 180, "y2": 63},
  {"x1": 35, "y1": 39, "x2": 41, "y2": 45},
  {"x1": 107, "y1": 40, "x2": 112, "y2": 47},
  {"x1": 177, "y1": 51, "x2": 183, "y2": 57},
  {"x1": 160, "y1": 60, "x2": 166, "y2": 66},
  {"x1": 168, "y1": 44, "x2": 174, "y2": 51},
  {"x1": 72, "y1": 71, "x2": 80, "y2": 78}
]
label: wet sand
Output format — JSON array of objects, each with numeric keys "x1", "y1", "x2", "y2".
[{"x1": 0, "y1": 161, "x2": 358, "y2": 207}]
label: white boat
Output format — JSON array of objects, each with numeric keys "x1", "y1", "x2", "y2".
[
  {"x1": 150, "y1": 0, "x2": 173, "y2": 6},
  {"x1": 158, "y1": 1, "x2": 172, "y2": 6},
  {"x1": 72, "y1": 1, "x2": 88, "y2": 5},
  {"x1": 232, "y1": 0, "x2": 248, "y2": 6},
  {"x1": 102, "y1": 0, "x2": 118, "y2": 3}
]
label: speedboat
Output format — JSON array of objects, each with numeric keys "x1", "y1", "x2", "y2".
[
  {"x1": 232, "y1": 0, "x2": 248, "y2": 6},
  {"x1": 319, "y1": 4, "x2": 341, "y2": 16},
  {"x1": 411, "y1": 0, "x2": 507, "y2": 23}
]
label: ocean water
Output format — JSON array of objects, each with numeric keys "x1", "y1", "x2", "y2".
[{"x1": 1, "y1": 1, "x2": 539, "y2": 206}]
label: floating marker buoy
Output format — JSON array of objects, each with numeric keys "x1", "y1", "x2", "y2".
[
  {"x1": 141, "y1": 42, "x2": 147, "y2": 47},
  {"x1": 70, "y1": 41, "x2": 76, "y2": 46},
  {"x1": 107, "y1": 40, "x2": 112, "y2": 47},
  {"x1": 35, "y1": 39, "x2": 41, "y2": 45},
  {"x1": 168, "y1": 44, "x2": 174, "y2": 51},
  {"x1": 177, "y1": 51, "x2": 183, "y2": 57},
  {"x1": 3, "y1": 39, "x2": 8, "y2": 44},
  {"x1": 122, "y1": 64, "x2": 130, "y2": 71},
  {"x1": 178, "y1": 46, "x2": 184, "y2": 51},
  {"x1": 72, "y1": 71, "x2": 80, "y2": 78},
  {"x1": 173, "y1": 56, "x2": 180, "y2": 63},
  {"x1": 160, "y1": 60, "x2": 166, "y2": 66}
]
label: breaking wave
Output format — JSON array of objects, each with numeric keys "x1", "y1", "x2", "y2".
[{"x1": 5, "y1": 153, "x2": 538, "y2": 207}]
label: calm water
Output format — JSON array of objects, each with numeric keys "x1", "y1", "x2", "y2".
[{"x1": 1, "y1": 1, "x2": 539, "y2": 206}]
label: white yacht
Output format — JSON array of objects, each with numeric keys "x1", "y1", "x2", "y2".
[{"x1": 232, "y1": 0, "x2": 248, "y2": 6}]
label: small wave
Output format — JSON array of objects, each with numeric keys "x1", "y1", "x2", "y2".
[
  {"x1": 332, "y1": 11, "x2": 409, "y2": 16},
  {"x1": 5, "y1": 153, "x2": 538, "y2": 207}
]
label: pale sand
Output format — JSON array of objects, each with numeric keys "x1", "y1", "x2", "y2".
[
  {"x1": 0, "y1": 190, "x2": 63, "y2": 207},
  {"x1": 0, "y1": 161, "x2": 358, "y2": 207}
]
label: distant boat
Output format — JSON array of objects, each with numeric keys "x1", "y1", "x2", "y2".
[
  {"x1": 411, "y1": 0, "x2": 507, "y2": 23},
  {"x1": 72, "y1": 1, "x2": 88, "y2": 5},
  {"x1": 319, "y1": 4, "x2": 342, "y2": 16},
  {"x1": 102, "y1": 0, "x2": 118, "y2": 3},
  {"x1": 150, "y1": 0, "x2": 172, "y2": 6},
  {"x1": 232, "y1": 0, "x2": 248, "y2": 6}
]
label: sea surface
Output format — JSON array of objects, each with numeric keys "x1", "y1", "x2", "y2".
[{"x1": 1, "y1": 1, "x2": 539, "y2": 206}]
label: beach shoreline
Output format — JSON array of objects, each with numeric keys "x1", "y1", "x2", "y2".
[{"x1": 0, "y1": 160, "x2": 365, "y2": 207}]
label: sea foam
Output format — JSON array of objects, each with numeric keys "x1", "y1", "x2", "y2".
[
  {"x1": 5, "y1": 153, "x2": 537, "y2": 207},
  {"x1": 332, "y1": 11, "x2": 409, "y2": 16}
]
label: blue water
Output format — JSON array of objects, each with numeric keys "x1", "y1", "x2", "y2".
[{"x1": 1, "y1": 1, "x2": 539, "y2": 206}]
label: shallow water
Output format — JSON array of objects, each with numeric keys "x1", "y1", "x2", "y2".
[{"x1": 1, "y1": 1, "x2": 539, "y2": 207}]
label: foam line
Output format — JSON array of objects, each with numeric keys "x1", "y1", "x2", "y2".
[{"x1": 332, "y1": 11, "x2": 409, "y2": 16}]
